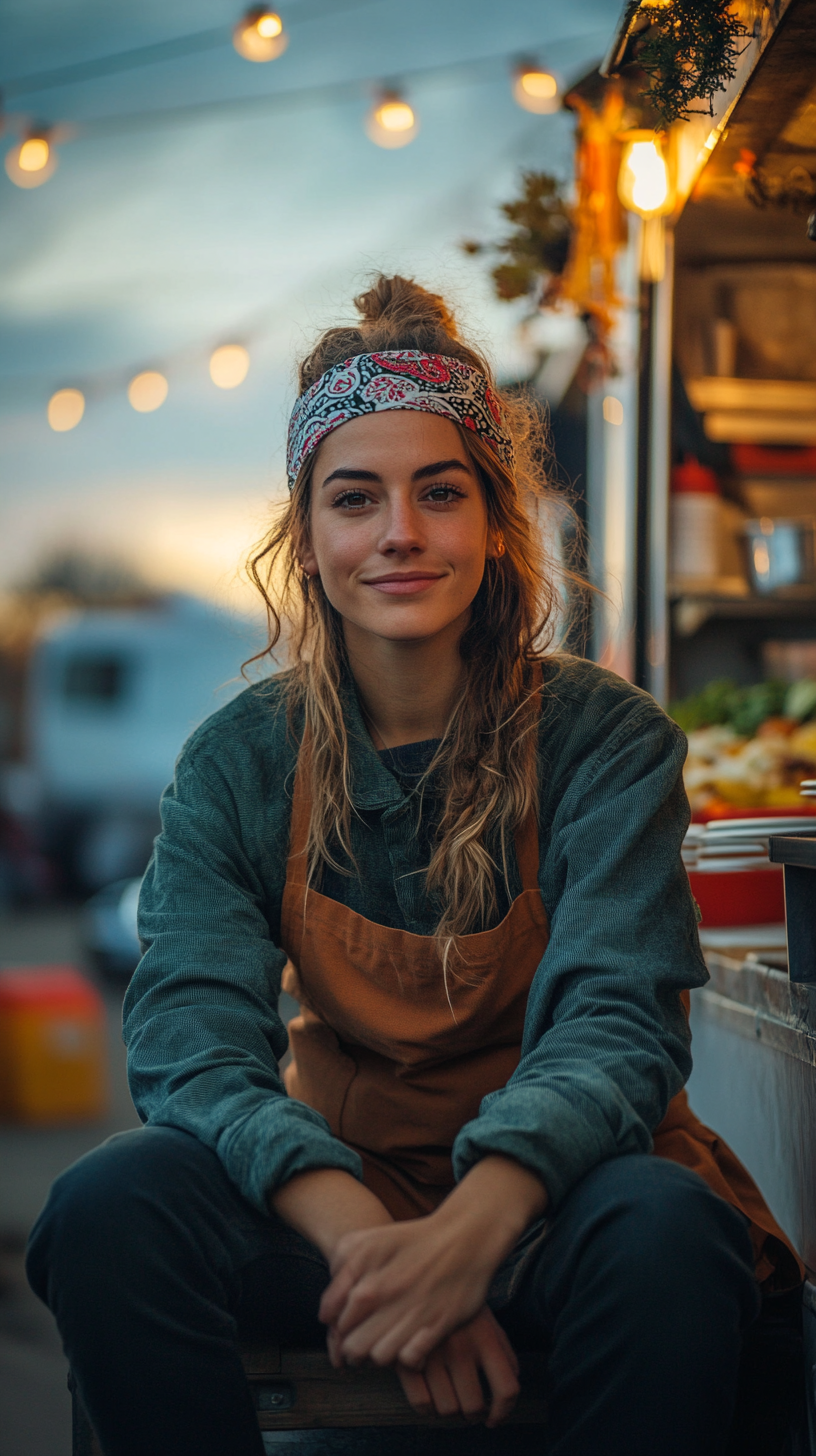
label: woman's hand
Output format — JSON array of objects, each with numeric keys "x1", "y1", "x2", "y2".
[
  {"x1": 319, "y1": 1155, "x2": 547, "y2": 1370},
  {"x1": 394, "y1": 1306, "x2": 520, "y2": 1427}
]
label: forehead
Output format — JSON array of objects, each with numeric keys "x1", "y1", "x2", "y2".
[{"x1": 312, "y1": 410, "x2": 469, "y2": 476}]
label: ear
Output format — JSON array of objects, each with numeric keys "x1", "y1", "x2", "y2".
[
  {"x1": 485, "y1": 528, "x2": 505, "y2": 560},
  {"x1": 300, "y1": 545, "x2": 319, "y2": 578}
]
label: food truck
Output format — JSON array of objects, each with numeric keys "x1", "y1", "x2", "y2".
[{"x1": 588, "y1": 1, "x2": 816, "y2": 1442}]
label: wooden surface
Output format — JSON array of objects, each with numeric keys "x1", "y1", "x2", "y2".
[{"x1": 240, "y1": 1346, "x2": 548, "y2": 1430}]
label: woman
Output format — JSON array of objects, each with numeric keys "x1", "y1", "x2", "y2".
[{"x1": 28, "y1": 277, "x2": 801, "y2": 1456}]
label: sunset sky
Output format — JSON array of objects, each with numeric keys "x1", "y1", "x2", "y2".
[{"x1": 0, "y1": 0, "x2": 617, "y2": 609}]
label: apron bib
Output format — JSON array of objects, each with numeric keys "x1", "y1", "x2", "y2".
[{"x1": 279, "y1": 736, "x2": 800, "y2": 1283}]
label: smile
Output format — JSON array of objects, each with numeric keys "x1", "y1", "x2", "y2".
[{"x1": 362, "y1": 573, "x2": 445, "y2": 595}]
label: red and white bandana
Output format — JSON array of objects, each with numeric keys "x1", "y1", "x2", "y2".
[{"x1": 286, "y1": 350, "x2": 515, "y2": 489}]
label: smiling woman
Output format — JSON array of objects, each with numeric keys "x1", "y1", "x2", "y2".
[{"x1": 27, "y1": 273, "x2": 802, "y2": 1456}]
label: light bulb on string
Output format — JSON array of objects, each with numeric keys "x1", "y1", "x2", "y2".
[
  {"x1": 617, "y1": 132, "x2": 674, "y2": 217},
  {"x1": 233, "y1": 8, "x2": 288, "y2": 61},
  {"x1": 512, "y1": 62, "x2": 561, "y2": 115},
  {"x1": 128, "y1": 371, "x2": 168, "y2": 413},
  {"x1": 365, "y1": 92, "x2": 419, "y2": 149},
  {"x1": 210, "y1": 344, "x2": 250, "y2": 389},
  {"x1": 47, "y1": 389, "x2": 84, "y2": 432},
  {"x1": 5, "y1": 129, "x2": 59, "y2": 188}
]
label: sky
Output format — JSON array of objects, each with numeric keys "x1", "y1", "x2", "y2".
[{"x1": 0, "y1": 0, "x2": 619, "y2": 609}]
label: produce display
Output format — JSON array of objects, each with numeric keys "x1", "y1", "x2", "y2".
[{"x1": 670, "y1": 678, "x2": 816, "y2": 813}]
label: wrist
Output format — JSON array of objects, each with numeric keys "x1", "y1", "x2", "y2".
[
  {"x1": 432, "y1": 1155, "x2": 548, "y2": 1266},
  {"x1": 271, "y1": 1168, "x2": 392, "y2": 1261}
]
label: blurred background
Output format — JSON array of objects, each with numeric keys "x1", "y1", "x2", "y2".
[
  {"x1": 0, "y1": 2, "x2": 618, "y2": 1451},
  {"x1": 5, "y1": 1, "x2": 816, "y2": 1449}
]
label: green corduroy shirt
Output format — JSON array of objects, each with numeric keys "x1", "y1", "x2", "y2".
[{"x1": 124, "y1": 653, "x2": 707, "y2": 1216}]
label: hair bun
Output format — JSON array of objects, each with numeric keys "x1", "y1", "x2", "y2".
[{"x1": 354, "y1": 275, "x2": 459, "y2": 339}]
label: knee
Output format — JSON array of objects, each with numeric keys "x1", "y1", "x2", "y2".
[
  {"x1": 567, "y1": 1156, "x2": 758, "y2": 1307},
  {"x1": 26, "y1": 1127, "x2": 213, "y2": 1304}
]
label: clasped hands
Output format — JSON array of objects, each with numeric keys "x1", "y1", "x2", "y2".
[{"x1": 272, "y1": 1154, "x2": 547, "y2": 1427}]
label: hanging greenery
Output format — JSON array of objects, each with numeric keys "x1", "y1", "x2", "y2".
[
  {"x1": 635, "y1": 0, "x2": 751, "y2": 127},
  {"x1": 461, "y1": 172, "x2": 572, "y2": 303}
]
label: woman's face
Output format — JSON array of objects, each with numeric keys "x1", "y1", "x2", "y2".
[{"x1": 302, "y1": 411, "x2": 496, "y2": 646}]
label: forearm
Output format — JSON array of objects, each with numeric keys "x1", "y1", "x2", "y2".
[
  {"x1": 433, "y1": 1154, "x2": 548, "y2": 1274},
  {"x1": 271, "y1": 1168, "x2": 393, "y2": 1260}
]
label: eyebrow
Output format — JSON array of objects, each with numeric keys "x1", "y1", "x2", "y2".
[{"x1": 321, "y1": 458, "x2": 472, "y2": 487}]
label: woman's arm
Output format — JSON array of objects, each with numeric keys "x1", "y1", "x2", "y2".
[
  {"x1": 124, "y1": 700, "x2": 364, "y2": 1213},
  {"x1": 452, "y1": 684, "x2": 706, "y2": 1210}
]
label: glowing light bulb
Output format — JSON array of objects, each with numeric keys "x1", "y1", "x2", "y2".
[
  {"x1": 128, "y1": 371, "x2": 168, "y2": 413},
  {"x1": 210, "y1": 344, "x2": 250, "y2": 389},
  {"x1": 617, "y1": 134, "x2": 674, "y2": 217},
  {"x1": 48, "y1": 389, "x2": 85, "y2": 432},
  {"x1": 512, "y1": 65, "x2": 560, "y2": 114},
  {"x1": 365, "y1": 93, "x2": 419, "y2": 149},
  {"x1": 603, "y1": 396, "x2": 624, "y2": 427},
  {"x1": 19, "y1": 138, "x2": 50, "y2": 172},
  {"x1": 233, "y1": 8, "x2": 288, "y2": 61},
  {"x1": 5, "y1": 132, "x2": 58, "y2": 188}
]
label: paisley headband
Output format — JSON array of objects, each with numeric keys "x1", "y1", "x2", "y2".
[{"x1": 286, "y1": 350, "x2": 515, "y2": 490}]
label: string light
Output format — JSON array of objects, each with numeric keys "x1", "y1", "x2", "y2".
[
  {"x1": 603, "y1": 395, "x2": 624, "y2": 426},
  {"x1": 512, "y1": 62, "x2": 560, "y2": 114},
  {"x1": 209, "y1": 344, "x2": 250, "y2": 389},
  {"x1": 232, "y1": 8, "x2": 288, "y2": 62},
  {"x1": 365, "y1": 92, "x2": 418, "y2": 149},
  {"x1": 5, "y1": 130, "x2": 59, "y2": 188},
  {"x1": 48, "y1": 389, "x2": 85, "y2": 431},
  {"x1": 128, "y1": 371, "x2": 169, "y2": 413},
  {"x1": 617, "y1": 132, "x2": 674, "y2": 217}
]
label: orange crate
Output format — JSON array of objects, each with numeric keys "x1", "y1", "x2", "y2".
[{"x1": 0, "y1": 965, "x2": 109, "y2": 1123}]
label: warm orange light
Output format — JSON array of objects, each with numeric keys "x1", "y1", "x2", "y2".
[
  {"x1": 210, "y1": 344, "x2": 250, "y2": 389},
  {"x1": 128, "y1": 371, "x2": 168, "y2": 413},
  {"x1": 5, "y1": 133, "x2": 58, "y2": 188},
  {"x1": 233, "y1": 8, "x2": 288, "y2": 61},
  {"x1": 365, "y1": 94, "x2": 418, "y2": 149},
  {"x1": 513, "y1": 66, "x2": 560, "y2": 114},
  {"x1": 603, "y1": 395, "x2": 624, "y2": 427},
  {"x1": 617, "y1": 132, "x2": 674, "y2": 217},
  {"x1": 19, "y1": 138, "x2": 50, "y2": 172},
  {"x1": 48, "y1": 389, "x2": 85, "y2": 432}
]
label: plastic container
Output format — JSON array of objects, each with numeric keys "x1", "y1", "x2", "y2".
[
  {"x1": 0, "y1": 965, "x2": 109, "y2": 1123},
  {"x1": 670, "y1": 459, "x2": 720, "y2": 580},
  {"x1": 687, "y1": 866, "x2": 785, "y2": 927}
]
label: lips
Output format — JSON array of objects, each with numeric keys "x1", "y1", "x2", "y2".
[{"x1": 363, "y1": 573, "x2": 444, "y2": 595}]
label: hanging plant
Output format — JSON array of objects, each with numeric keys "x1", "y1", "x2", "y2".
[
  {"x1": 635, "y1": 0, "x2": 751, "y2": 127},
  {"x1": 461, "y1": 172, "x2": 572, "y2": 304}
]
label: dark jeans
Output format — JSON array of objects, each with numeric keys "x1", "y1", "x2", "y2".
[{"x1": 27, "y1": 1126, "x2": 761, "y2": 1456}]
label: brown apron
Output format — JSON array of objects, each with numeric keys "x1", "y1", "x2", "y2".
[{"x1": 280, "y1": 739, "x2": 802, "y2": 1286}]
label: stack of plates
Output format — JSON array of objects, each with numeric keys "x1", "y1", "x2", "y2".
[
  {"x1": 802, "y1": 779, "x2": 816, "y2": 800},
  {"x1": 686, "y1": 816, "x2": 816, "y2": 873}
]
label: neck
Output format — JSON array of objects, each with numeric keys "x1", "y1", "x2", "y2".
[{"x1": 344, "y1": 616, "x2": 467, "y2": 747}]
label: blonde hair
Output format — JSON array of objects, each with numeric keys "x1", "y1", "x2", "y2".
[{"x1": 249, "y1": 275, "x2": 573, "y2": 947}]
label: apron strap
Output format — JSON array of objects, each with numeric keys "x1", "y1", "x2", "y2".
[
  {"x1": 513, "y1": 811, "x2": 540, "y2": 894},
  {"x1": 285, "y1": 731, "x2": 312, "y2": 890}
]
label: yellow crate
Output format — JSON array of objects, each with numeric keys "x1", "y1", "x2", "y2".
[{"x1": 0, "y1": 965, "x2": 109, "y2": 1123}]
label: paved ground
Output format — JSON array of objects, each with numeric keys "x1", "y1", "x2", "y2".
[{"x1": 0, "y1": 907, "x2": 140, "y2": 1456}]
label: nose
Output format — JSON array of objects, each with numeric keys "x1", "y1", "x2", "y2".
[{"x1": 377, "y1": 494, "x2": 426, "y2": 555}]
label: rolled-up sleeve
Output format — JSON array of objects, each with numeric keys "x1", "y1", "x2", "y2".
[
  {"x1": 124, "y1": 742, "x2": 363, "y2": 1215},
  {"x1": 452, "y1": 697, "x2": 707, "y2": 1210}
]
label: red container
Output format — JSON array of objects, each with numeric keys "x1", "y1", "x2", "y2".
[
  {"x1": 687, "y1": 866, "x2": 785, "y2": 927},
  {"x1": 692, "y1": 804, "x2": 816, "y2": 824}
]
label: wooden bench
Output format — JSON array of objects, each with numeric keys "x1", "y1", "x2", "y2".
[{"x1": 71, "y1": 1345, "x2": 548, "y2": 1453}]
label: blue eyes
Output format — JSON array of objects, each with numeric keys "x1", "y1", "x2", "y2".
[{"x1": 332, "y1": 485, "x2": 466, "y2": 510}]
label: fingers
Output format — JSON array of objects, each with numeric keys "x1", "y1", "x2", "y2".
[
  {"x1": 318, "y1": 1264, "x2": 358, "y2": 1327},
  {"x1": 443, "y1": 1342, "x2": 486, "y2": 1420},
  {"x1": 423, "y1": 1356, "x2": 461, "y2": 1418},
  {"x1": 395, "y1": 1364, "x2": 433, "y2": 1415},
  {"x1": 477, "y1": 1321, "x2": 520, "y2": 1427}
]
